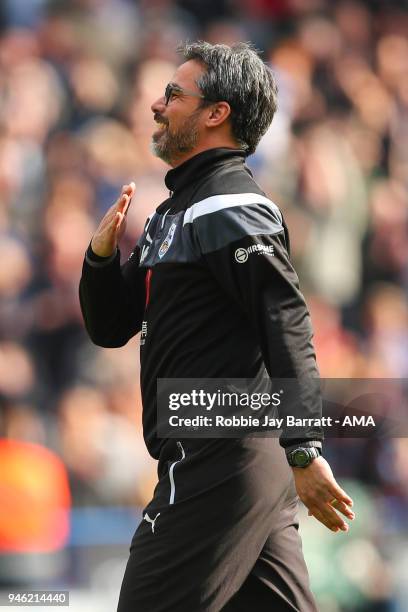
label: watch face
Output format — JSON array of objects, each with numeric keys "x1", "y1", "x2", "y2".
[{"x1": 294, "y1": 449, "x2": 309, "y2": 467}]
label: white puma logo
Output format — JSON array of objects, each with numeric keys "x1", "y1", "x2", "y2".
[
  {"x1": 140, "y1": 233, "x2": 153, "y2": 265},
  {"x1": 144, "y1": 512, "x2": 160, "y2": 533}
]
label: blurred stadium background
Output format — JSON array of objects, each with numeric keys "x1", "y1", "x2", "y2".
[{"x1": 0, "y1": 0, "x2": 407, "y2": 610}]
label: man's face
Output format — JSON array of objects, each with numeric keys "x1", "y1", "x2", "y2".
[{"x1": 151, "y1": 60, "x2": 208, "y2": 166}]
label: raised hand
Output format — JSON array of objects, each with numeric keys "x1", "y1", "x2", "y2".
[
  {"x1": 91, "y1": 182, "x2": 136, "y2": 257},
  {"x1": 292, "y1": 456, "x2": 355, "y2": 532}
]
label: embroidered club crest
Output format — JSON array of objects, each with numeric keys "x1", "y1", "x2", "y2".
[{"x1": 158, "y1": 222, "x2": 177, "y2": 259}]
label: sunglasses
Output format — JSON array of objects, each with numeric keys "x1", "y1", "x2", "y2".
[{"x1": 164, "y1": 83, "x2": 207, "y2": 106}]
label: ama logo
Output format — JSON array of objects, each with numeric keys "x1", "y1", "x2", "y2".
[{"x1": 158, "y1": 222, "x2": 177, "y2": 259}]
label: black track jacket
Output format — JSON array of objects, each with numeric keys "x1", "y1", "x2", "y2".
[{"x1": 80, "y1": 148, "x2": 323, "y2": 459}]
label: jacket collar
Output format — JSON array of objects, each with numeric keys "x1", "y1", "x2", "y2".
[{"x1": 164, "y1": 148, "x2": 247, "y2": 194}]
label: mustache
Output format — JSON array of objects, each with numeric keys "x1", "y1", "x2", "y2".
[{"x1": 154, "y1": 113, "x2": 169, "y2": 126}]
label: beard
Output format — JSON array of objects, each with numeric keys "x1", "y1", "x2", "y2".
[{"x1": 151, "y1": 109, "x2": 201, "y2": 165}]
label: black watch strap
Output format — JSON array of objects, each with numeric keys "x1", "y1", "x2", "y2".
[{"x1": 284, "y1": 440, "x2": 322, "y2": 455}]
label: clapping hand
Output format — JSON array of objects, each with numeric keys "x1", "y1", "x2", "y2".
[{"x1": 91, "y1": 182, "x2": 136, "y2": 257}]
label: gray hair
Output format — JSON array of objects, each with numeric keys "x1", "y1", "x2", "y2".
[{"x1": 179, "y1": 41, "x2": 278, "y2": 155}]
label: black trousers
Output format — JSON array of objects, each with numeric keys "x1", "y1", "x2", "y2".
[{"x1": 117, "y1": 438, "x2": 317, "y2": 612}]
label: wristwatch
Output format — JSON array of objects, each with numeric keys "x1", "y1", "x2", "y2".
[{"x1": 287, "y1": 446, "x2": 321, "y2": 468}]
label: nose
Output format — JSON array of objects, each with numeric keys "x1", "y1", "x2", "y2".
[{"x1": 151, "y1": 95, "x2": 166, "y2": 114}]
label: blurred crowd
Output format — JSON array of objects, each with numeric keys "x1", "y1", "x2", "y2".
[{"x1": 0, "y1": 0, "x2": 407, "y2": 610}]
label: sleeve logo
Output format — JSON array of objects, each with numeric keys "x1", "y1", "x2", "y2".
[
  {"x1": 234, "y1": 244, "x2": 274, "y2": 263},
  {"x1": 235, "y1": 248, "x2": 248, "y2": 263}
]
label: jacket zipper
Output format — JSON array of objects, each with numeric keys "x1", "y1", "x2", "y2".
[{"x1": 168, "y1": 441, "x2": 185, "y2": 505}]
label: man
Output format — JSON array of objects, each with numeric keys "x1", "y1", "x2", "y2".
[{"x1": 79, "y1": 42, "x2": 355, "y2": 612}]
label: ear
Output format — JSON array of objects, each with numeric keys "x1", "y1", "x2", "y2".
[{"x1": 204, "y1": 101, "x2": 231, "y2": 128}]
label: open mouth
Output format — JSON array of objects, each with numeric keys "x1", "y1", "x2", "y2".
[
  {"x1": 154, "y1": 113, "x2": 168, "y2": 130},
  {"x1": 152, "y1": 119, "x2": 168, "y2": 141},
  {"x1": 152, "y1": 114, "x2": 169, "y2": 143}
]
